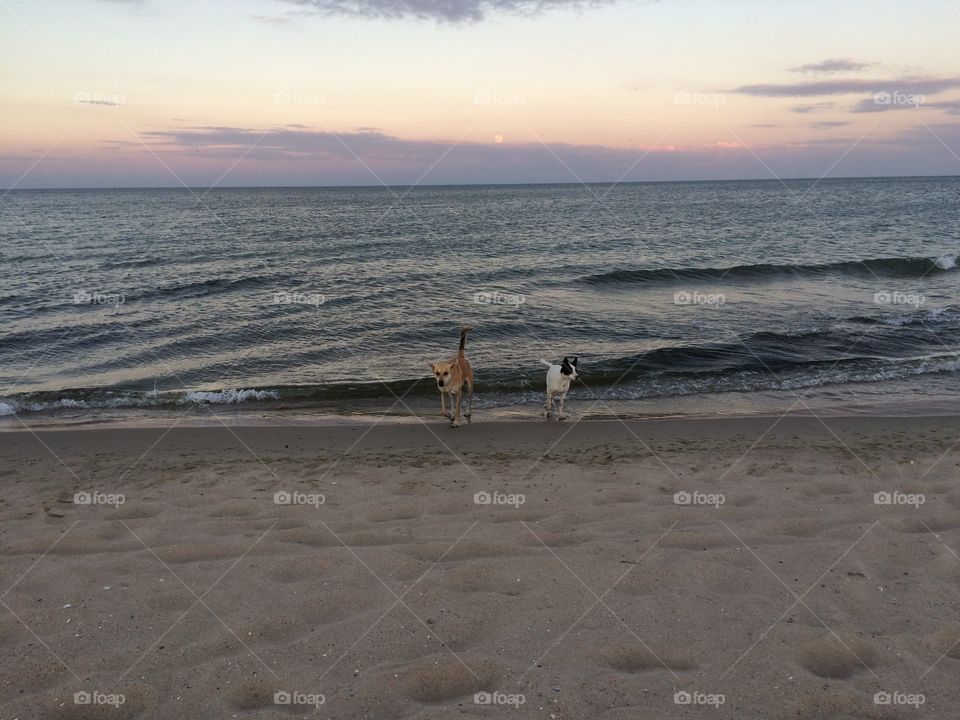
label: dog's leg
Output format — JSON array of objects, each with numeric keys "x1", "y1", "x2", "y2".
[
  {"x1": 440, "y1": 391, "x2": 448, "y2": 419},
  {"x1": 558, "y1": 392, "x2": 568, "y2": 421},
  {"x1": 451, "y1": 390, "x2": 463, "y2": 427},
  {"x1": 465, "y1": 380, "x2": 473, "y2": 423},
  {"x1": 544, "y1": 393, "x2": 553, "y2": 419}
]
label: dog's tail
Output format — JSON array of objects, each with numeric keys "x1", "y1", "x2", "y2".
[
  {"x1": 458, "y1": 325, "x2": 473, "y2": 357},
  {"x1": 540, "y1": 359, "x2": 553, "y2": 368}
]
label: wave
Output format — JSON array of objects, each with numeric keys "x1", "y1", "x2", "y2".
[
  {"x1": 5, "y1": 350, "x2": 960, "y2": 417},
  {"x1": 100, "y1": 257, "x2": 165, "y2": 269},
  {"x1": 579, "y1": 254, "x2": 958, "y2": 286},
  {"x1": 0, "y1": 388, "x2": 281, "y2": 416},
  {"x1": 4, "y1": 305, "x2": 958, "y2": 417},
  {"x1": 138, "y1": 273, "x2": 296, "y2": 302},
  {"x1": 6, "y1": 351, "x2": 960, "y2": 417},
  {"x1": 181, "y1": 389, "x2": 280, "y2": 404},
  {"x1": 847, "y1": 305, "x2": 958, "y2": 327}
]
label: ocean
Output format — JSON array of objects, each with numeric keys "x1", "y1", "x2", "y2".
[{"x1": 2, "y1": 176, "x2": 959, "y2": 425}]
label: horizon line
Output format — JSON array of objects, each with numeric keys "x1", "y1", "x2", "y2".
[{"x1": 5, "y1": 172, "x2": 959, "y2": 192}]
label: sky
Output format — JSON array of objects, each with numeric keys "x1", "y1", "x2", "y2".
[{"x1": 1, "y1": 0, "x2": 959, "y2": 188}]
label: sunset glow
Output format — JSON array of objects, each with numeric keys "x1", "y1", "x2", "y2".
[{"x1": 2, "y1": 0, "x2": 959, "y2": 187}]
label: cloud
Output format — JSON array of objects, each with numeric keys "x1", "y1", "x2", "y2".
[
  {"x1": 790, "y1": 58, "x2": 874, "y2": 74},
  {"x1": 132, "y1": 126, "x2": 452, "y2": 160},
  {"x1": 275, "y1": 0, "x2": 620, "y2": 22},
  {"x1": 852, "y1": 97, "x2": 960, "y2": 114},
  {"x1": 10, "y1": 123, "x2": 960, "y2": 188},
  {"x1": 77, "y1": 98, "x2": 124, "y2": 107},
  {"x1": 50, "y1": 122, "x2": 949, "y2": 190},
  {"x1": 809, "y1": 121, "x2": 850, "y2": 129},
  {"x1": 94, "y1": 124, "x2": 781, "y2": 186},
  {"x1": 933, "y1": 100, "x2": 960, "y2": 115},
  {"x1": 733, "y1": 76, "x2": 960, "y2": 97},
  {"x1": 791, "y1": 102, "x2": 836, "y2": 114}
]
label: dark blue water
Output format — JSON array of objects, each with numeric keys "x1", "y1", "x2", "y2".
[{"x1": 2, "y1": 177, "x2": 959, "y2": 420}]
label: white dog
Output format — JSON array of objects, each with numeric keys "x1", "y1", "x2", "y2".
[{"x1": 541, "y1": 357, "x2": 579, "y2": 420}]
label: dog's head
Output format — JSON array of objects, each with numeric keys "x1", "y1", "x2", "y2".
[
  {"x1": 430, "y1": 361, "x2": 454, "y2": 390},
  {"x1": 561, "y1": 357, "x2": 579, "y2": 380}
]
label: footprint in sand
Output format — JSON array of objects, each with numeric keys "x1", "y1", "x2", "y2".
[
  {"x1": 595, "y1": 643, "x2": 698, "y2": 673},
  {"x1": 795, "y1": 633, "x2": 879, "y2": 679},
  {"x1": 230, "y1": 676, "x2": 285, "y2": 711},
  {"x1": 390, "y1": 656, "x2": 502, "y2": 704}
]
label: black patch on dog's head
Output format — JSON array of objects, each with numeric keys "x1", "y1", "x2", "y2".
[{"x1": 561, "y1": 357, "x2": 574, "y2": 375}]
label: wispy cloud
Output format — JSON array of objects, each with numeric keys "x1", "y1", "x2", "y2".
[
  {"x1": 790, "y1": 58, "x2": 874, "y2": 74},
  {"x1": 791, "y1": 102, "x2": 836, "y2": 114},
  {"x1": 76, "y1": 98, "x2": 124, "y2": 107},
  {"x1": 932, "y1": 100, "x2": 960, "y2": 115},
  {"x1": 274, "y1": 0, "x2": 620, "y2": 22},
  {"x1": 853, "y1": 97, "x2": 960, "y2": 114},
  {"x1": 809, "y1": 120, "x2": 850, "y2": 129},
  {"x1": 733, "y1": 76, "x2": 960, "y2": 97}
]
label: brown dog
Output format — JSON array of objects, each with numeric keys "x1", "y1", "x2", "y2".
[{"x1": 429, "y1": 326, "x2": 474, "y2": 427}]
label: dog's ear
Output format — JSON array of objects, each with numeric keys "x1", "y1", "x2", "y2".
[
  {"x1": 562, "y1": 357, "x2": 569, "y2": 365},
  {"x1": 429, "y1": 362, "x2": 436, "y2": 372},
  {"x1": 572, "y1": 357, "x2": 578, "y2": 366}
]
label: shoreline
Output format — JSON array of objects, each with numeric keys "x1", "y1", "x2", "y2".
[
  {"x1": 4, "y1": 397, "x2": 960, "y2": 432},
  {"x1": 4, "y1": 412, "x2": 960, "y2": 451}
]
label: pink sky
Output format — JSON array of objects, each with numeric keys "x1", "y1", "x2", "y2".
[{"x1": 2, "y1": 0, "x2": 959, "y2": 187}]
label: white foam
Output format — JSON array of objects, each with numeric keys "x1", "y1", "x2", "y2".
[
  {"x1": 878, "y1": 313, "x2": 917, "y2": 327},
  {"x1": 934, "y1": 254, "x2": 957, "y2": 270},
  {"x1": 0, "y1": 401, "x2": 17, "y2": 416},
  {"x1": 182, "y1": 389, "x2": 280, "y2": 405},
  {"x1": 876, "y1": 305, "x2": 956, "y2": 327}
]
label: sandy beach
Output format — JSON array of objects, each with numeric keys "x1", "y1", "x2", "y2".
[{"x1": 1, "y1": 415, "x2": 959, "y2": 718}]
